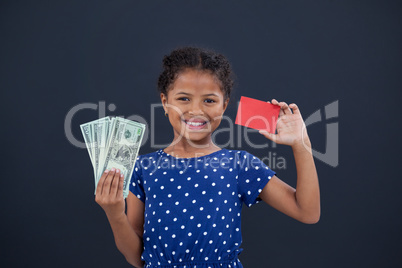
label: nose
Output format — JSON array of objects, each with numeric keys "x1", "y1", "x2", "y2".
[{"x1": 188, "y1": 101, "x2": 204, "y2": 116}]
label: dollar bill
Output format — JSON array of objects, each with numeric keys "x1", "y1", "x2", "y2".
[
  {"x1": 100, "y1": 117, "x2": 145, "y2": 198},
  {"x1": 80, "y1": 116, "x2": 145, "y2": 199},
  {"x1": 80, "y1": 121, "x2": 96, "y2": 180},
  {"x1": 80, "y1": 123, "x2": 94, "y2": 164},
  {"x1": 94, "y1": 117, "x2": 110, "y2": 180}
]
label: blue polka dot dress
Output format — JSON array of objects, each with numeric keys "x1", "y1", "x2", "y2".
[{"x1": 129, "y1": 149, "x2": 276, "y2": 268}]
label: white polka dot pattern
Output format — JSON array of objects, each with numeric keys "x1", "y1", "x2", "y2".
[{"x1": 129, "y1": 149, "x2": 276, "y2": 267}]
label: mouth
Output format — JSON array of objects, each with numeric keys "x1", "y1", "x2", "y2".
[{"x1": 183, "y1": 119, "x2": 208, "y2": 130}]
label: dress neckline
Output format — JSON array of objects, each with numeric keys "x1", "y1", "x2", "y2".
[{"x1": 159, "y1": 148, "x2": 225, "y2": 160}]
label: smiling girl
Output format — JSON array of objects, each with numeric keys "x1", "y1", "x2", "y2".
[{"x1": 95, "y1": 47, "x2": 320, "y2": 268}]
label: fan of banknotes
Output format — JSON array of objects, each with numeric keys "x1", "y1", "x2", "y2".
[{"x1": 80, "y1": 116, "x2": 146, "y2": 198}]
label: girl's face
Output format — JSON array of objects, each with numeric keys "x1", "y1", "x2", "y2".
[{"x1": 161, "y1": 69, "x2": 229, "y2": 145}]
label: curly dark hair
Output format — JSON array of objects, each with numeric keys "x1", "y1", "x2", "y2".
[{"x1": 157, "y1": 46, "x2": 234, "y2": 101}]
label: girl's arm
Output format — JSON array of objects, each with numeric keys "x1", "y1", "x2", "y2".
[
  {"x1": 258, "y1": 100, "x2": 320, "y2": 224},
  {"x1": 95, "y1": 169, "x2": 145, "y2": 268}
]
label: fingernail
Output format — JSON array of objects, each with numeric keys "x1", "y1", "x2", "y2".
[
  {"x1": 104, "y1": 169, "x2": 109, "y2": 173},
  {"x1": 120, "y1": 173, "x2": 124, "y2": 177},
  {"x1": 116, "y1": 169, "x2": 120, "y2": 173},
  {"x1": 111, "y1": 168, "x2": 115, "y2": 172}
]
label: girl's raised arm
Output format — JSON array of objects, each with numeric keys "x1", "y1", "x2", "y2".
[
  {"x1": 95, "y1": 169, "x2": 145, "y2": 267},
  {"x1": 258, "y1": 100, "x2": 320, "y2": 224}
]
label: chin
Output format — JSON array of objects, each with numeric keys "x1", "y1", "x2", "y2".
[{"x1": 183, "y1": 131, "x2": 211, "y2": 143}]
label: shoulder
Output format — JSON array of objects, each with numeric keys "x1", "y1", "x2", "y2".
[
  {"x1": 136, "y1": 149, "x2": 162, "y2": 162},
  {"x1": 138, "y1": 149, "x2": 161, "y2": 158},
  {"x1": 216, "y1": 149, "x2": 265, "y2": 170},
  {"x1": 234, "y1": 150, "x2": 275, "y2": 172},
  {"x1": 133, "y1": 150, "x2": 163, "y2": 172}
]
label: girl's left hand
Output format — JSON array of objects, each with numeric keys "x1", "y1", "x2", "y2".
[{"x1": 259, "y1": 99, "x2": 308, "y2": 147}]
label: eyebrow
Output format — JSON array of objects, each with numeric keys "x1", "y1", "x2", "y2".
[{"x1": 175, "y1": 91, "x2": 219, "y2": 97}]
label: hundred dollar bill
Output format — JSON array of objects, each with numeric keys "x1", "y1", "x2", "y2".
[{"x1": 98, "y1": 117, "x2": 145, "y2": 198}]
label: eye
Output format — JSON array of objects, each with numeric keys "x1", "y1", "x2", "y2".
[
  {"x1": 204, "y1": 99, "x2": 215, "y2": 103},
  {"x1": 178, "y1": 97, "x2": 190, "y2": 101}
]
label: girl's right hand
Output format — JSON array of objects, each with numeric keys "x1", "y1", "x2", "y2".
[{"x1": 95, "y1": 168, "x2": 125, "y2": 220}]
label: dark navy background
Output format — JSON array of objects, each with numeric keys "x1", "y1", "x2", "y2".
[{"x1": 1, "y1": 1, "x2": 401, "y2": 267}]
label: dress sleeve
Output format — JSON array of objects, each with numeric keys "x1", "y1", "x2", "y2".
[
  {"x1": 129, "y1": 156, "x2": 146, "y2": 203},
  {"x1": 237, "y1": 150, "x2": 276, "y2": 207}
]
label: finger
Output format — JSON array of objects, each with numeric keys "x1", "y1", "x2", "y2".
[
  {"x1": 96, "y1": 169, "x2": 110, "y2": 196},
  {"x1": 271, "y1": 99, "x2": 279, "y2": 105},
  {"x1": 279, "y1": 102, "x2": 292, "y2": 115},
  {"x1": 116, "y1": 173, "x2": 124, "y2": 198},
  {"x1": 279, "y1": 107, "x2": 285, "y2": 116},
  {"x1": 102, "y1": 168, "x2": 116, "y2": 195},
  {"x1": 266, "y1": 100, "x2": 270, "y2": 103},
  {"x1": 289, "y1": 103, "x2": 301, "y2": 114},
  {"x1": 271, "y1": 99, "x2": 291, "y2": 116},
  {"x1": 271, "y1": 99, "x2": 285, "y2": 115},
  {"x1": 110, "y1": 169, "x2": 121, "y2": 196}
]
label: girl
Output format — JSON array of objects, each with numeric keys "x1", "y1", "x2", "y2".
[{"x1": 95, "y1": 47, "x2": 320, "y2": 268}]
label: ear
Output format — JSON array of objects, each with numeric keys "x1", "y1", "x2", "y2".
[
  {"x1": 160, "y1": 93, "x2": 168, "y2": 113},
  {"x1": 222, "y1": 98, "x2": 229, "y2": 112}
]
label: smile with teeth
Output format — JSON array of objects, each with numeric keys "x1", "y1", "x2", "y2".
[{"x1": 184, "y1": 120, "x2": 207, "y2": 126}]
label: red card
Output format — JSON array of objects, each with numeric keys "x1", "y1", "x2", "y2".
[{"x1": 235, "y1": 96, "x2": 281, "y2": 133}]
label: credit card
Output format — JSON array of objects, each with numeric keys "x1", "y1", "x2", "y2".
[{"x1": 235, "y1": 96, "x2": 281, "y2": 133}]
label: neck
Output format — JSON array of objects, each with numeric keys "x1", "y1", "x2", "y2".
[{"x1": 166, "y1": 133, "x2": 221, "y2": 157}]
